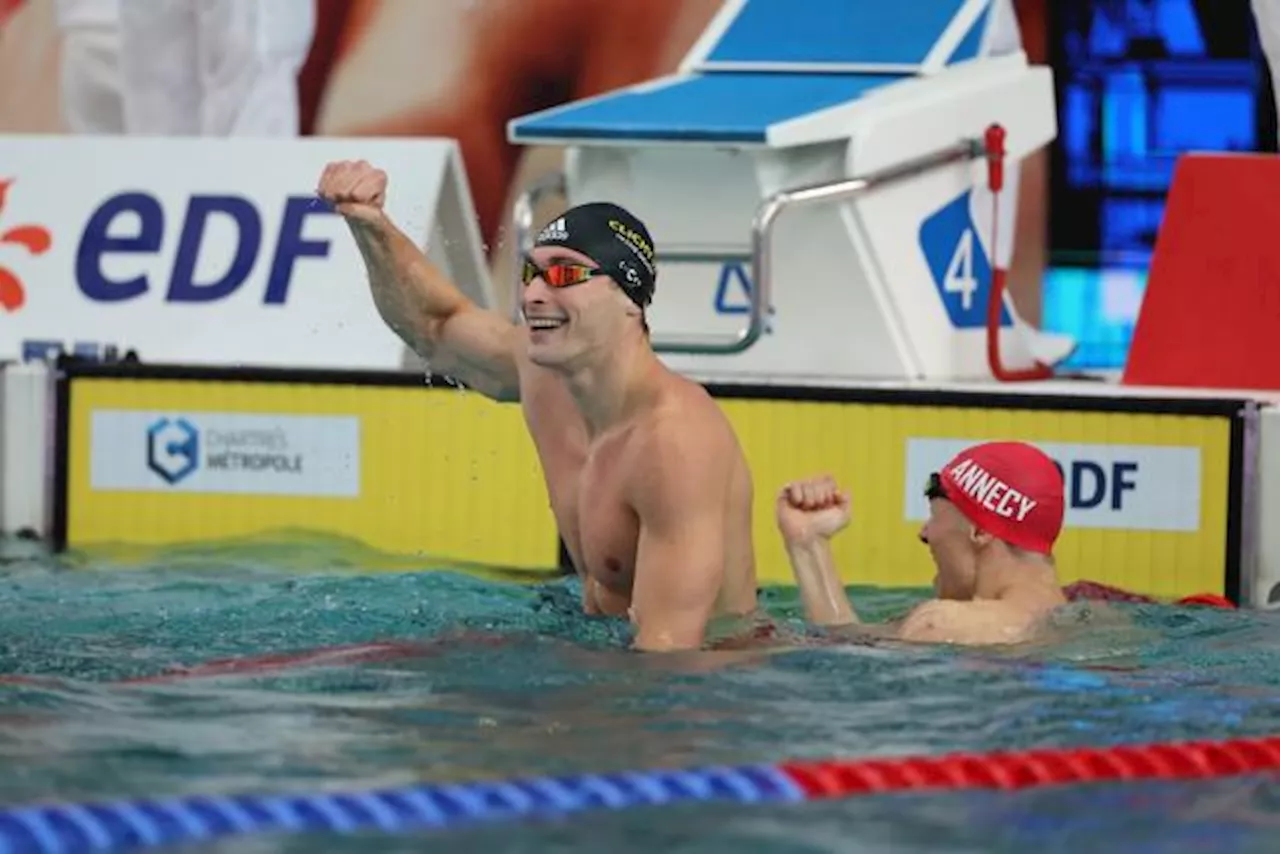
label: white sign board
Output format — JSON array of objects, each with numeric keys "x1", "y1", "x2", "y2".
[
  {"x1": 0, "y1": 135, "x2": 489, "y2": 370},
  {"x1": 90, "y1": 410, "x2": 361, "y2": 497},
  {"x1": 903, "y1": 437, "x2": 1203, "y2": 532}
]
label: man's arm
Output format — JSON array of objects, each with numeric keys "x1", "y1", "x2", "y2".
[
  {"x1": 319, "y1": 160, "x2": 522, "y2": 402},
  {"x1": 775, "y1": 477, "x2": 861, "y2": 627},
  {"x1": 784, "y1": 537, "x2": 860, "y2": 627},
  {"x1": 626, "y1": 425, "x2": 731, "y2": 652},
  {"x1": 349, "y1": 217, "x2": 521, "y2": 400}
]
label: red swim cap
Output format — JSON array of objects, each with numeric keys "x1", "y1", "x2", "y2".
[{"x1": 937, "y1": 441, "x2": 1065, "y2": 554}]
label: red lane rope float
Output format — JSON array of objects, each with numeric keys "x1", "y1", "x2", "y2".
[
  {"x1": 121, "y1": 639, "x2": 441, "y2": 684},
  {"x1": 124, "y1": 630, "x2": 513, "y2": 683},
  {"x1": 1064, "y1": 580, "x2": 1236, "y2": 609},
  {"x1": 781, "y1": 735, "x2": 1280, "y2": 799},
  {"x1": 0, "y1": 632, "x2": 511, "y2": 688}
]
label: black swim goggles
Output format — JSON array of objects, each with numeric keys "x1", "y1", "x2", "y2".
[
  {"x1": 924, "y1": 472, "x2": 949, "y2": 501},
  {"x1": 521, "y1": 255, "x2": 606, "y2": 289}
]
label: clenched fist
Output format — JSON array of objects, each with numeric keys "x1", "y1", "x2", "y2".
[
  {"x1": 317, "y1": 160, "x2": 388, "y2": 224},
  {"x1": 776, "y1": 475, "x2": 851, "y2": 544}
]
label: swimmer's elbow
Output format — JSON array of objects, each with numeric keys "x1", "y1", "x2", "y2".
[
  {"x1": 631, "y1": 622, "x2": 704, "y2": 653},
  {"x1": 631, "y1": 636, "x2": 699, "y2": 654},
  {"x1": 418, "y1": 308, "x2": 522, "y2": 402}
]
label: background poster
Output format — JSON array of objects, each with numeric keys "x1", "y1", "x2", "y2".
[{"x1": 0, "y1": 0, "x2": 1050, "y2": 320}]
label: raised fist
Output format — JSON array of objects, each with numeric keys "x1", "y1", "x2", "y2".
[
  {"x1": 776, "y1": 475, "x2": 851, "y2": 544},
  {"x1": 317, "y1": 159, "x2": 388, "y2": 224}
]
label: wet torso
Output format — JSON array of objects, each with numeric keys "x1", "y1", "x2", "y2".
[{"x1": 519, "y1": 365, "x2": 757, "y2": 623}]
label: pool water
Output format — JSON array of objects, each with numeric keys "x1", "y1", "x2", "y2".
[{"x1": 2, "y1": 533, "x2": 1279, "y2": 853}]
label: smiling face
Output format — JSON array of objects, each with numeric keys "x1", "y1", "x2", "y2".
[{"x1": 520, "y1": 245, "x2": 641, "y2": 370}]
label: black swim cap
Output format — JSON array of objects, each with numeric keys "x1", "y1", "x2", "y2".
[{"x1": 532, "y1": 202, "x2": 657, "y2": 308}]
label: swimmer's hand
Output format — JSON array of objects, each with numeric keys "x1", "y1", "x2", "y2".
[
  {"x1": 776, "y1": 475, "x2": 851, "y2": 544},
  {"x1": 317, "y1": 160, "x2": 388, "y2": 225}
]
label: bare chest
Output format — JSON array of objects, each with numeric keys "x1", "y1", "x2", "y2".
[
  {"x1": 571, "y1": 449, "x2": 639, "y2": 591},
  {"x1": 528, "y1": 414, "x2": 639, "y2": 602}
]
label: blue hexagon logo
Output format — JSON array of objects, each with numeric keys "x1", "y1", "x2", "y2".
[{"x1": 147, "y1": 417, "x2": 199, "y2": 485}]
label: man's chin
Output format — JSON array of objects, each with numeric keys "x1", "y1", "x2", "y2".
[{"x1": 527, "y1": 341, "x2": 571, "y2": 369}]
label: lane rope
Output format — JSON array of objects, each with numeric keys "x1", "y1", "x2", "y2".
[{"x1": 2, "y1": 735, "x2": 1278, "y2": 853}]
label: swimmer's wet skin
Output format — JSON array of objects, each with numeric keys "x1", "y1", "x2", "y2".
[
  {"x1": 778, "y1": 441, "x2": 1071, "y2": 647},
  {"x1": 318, "y1": 160, "x2": 758, "y2": 653}
]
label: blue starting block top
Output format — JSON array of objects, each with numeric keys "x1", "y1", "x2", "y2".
[
  {"x1": 510, "y1": 73, "x2": 904, "y2": 145},
  {"x1": 701, "y1": 0, "x2": 987, "y2": 71},
  {"x1": 508, "y1": 0, "x2": 997, "y2": 147}
]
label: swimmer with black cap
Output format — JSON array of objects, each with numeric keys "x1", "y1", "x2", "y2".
[
  {"x1": 318, "y1": 160, "x2": 759, "y2": 652},
  {"x1": 776, "y1": 442, "x2": 1069, "y2": 646}
]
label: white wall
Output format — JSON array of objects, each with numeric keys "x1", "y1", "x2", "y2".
[{"x1": 0, "y1": 363, "x2": 51, "y2": 538}]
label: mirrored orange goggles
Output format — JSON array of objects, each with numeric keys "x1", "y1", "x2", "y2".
[{"x1": 521, "y1": 256, "x2": 606, "y2": 289}]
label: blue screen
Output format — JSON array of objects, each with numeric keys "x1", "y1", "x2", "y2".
[{"x1": 1045, "y1": 0, "x2": 1270, "y2": 369}]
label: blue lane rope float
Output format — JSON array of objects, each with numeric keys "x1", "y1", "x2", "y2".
[{"x1": 0, "y1": 765, "x2": 802, "y2": 854}]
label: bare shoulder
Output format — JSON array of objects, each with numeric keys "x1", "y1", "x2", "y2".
[
  {"x1": 621, "y1": 375, "x2": 741, "y2": 502},
  {"x1": 637, "y1": 374, "x2": 740, "y2": 459},
  {"x1": 899, "y1": 599, "x2": 1037, "y2": 646},
  {"x1": 671, "y1": 372, "x2": 740, "y2": 434}
]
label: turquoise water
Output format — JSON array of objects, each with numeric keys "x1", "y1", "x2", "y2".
[{"x1": 2, "y1": 534, "x2": 1280, "y2": 852}]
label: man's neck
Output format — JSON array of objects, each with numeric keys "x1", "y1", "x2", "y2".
[
  {"x1": 561, "y1": 336, "x2": 662, "y2": 437},
  {"x1": 974, "y1": 549, "x2": 1063, "y2": 604}
]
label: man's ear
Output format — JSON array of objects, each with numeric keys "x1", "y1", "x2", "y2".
[
  {"x1": 620, "y1": 294, "x2": 647, "y2": 331},
  {"x1": 969, "y1": 526, "x2": 995, "y2": 548}
]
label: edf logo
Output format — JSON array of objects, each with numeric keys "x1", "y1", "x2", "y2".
[
  {"x1": 76, "y1": 193, "x2": 333, "y2": 305},
  {"x1": 147, "y1": 417, "x2": 199, "y2": 485},
  {"x1": 0, "y1": 177, "x2": 53, "y2": 313},
  {"x1": 1053, "y1": 459, "x2": 1138, "y2": 510}
]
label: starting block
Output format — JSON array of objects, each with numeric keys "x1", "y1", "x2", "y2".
[{"x1": 508, "y1": 0, "x2": 1074, "y2": 383}]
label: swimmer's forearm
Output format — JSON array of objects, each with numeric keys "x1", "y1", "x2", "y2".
[
  {"x1": 349, "y1": 215, "x2": 470, "y2": 354},
  {"x1": 785, "y1": 538, "x2": 860, "y2": 626}
]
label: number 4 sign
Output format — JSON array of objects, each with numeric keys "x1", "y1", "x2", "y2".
[
  {"x1": 945, "y1": 227, "x2": 979, "y2": 311},
  {"x1": 919, "y1": 190, "x2": 1011, "y2": 329}
]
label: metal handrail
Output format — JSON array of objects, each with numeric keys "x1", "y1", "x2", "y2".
[
  {"x1": 506, "y1": 137, "x2": 984, "y2": 354},
  {"x1": 743, "y1": 138, "x2": 986, "y2": 356}
]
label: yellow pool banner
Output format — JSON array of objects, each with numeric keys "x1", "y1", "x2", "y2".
[
  {"x1": 56, "y1": 363, "x2": 1248, "y2": 600},
  {"x1": 58, "y1": 367, "x2": 558, "y2": 572},
  {"x1": 712, "y1": 390, "x2": 1241, "y2": 600}
]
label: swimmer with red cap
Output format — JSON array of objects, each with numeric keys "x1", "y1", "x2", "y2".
[
  {"x1": 317, "y1": 160, "x2": 759, "y2": 652},
  {"x1": 777, "y1": 441, "x2": 1068, "y2": 646}
]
